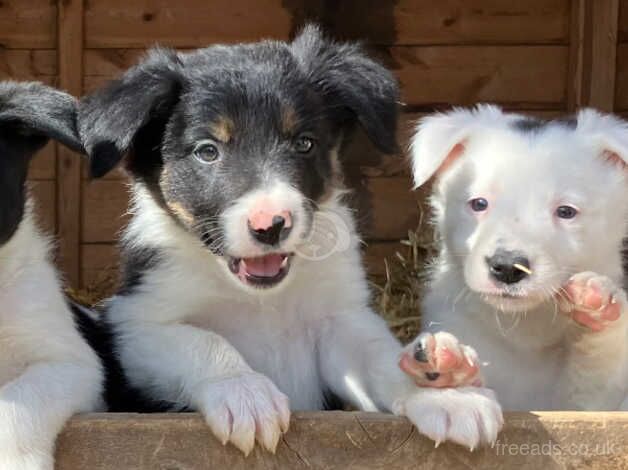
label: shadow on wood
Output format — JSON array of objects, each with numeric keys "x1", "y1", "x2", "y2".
[{"x1": 56, "y1": 411, "x2": 628, "y2": 469}]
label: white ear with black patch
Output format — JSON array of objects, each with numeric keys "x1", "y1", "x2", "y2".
[
  {"x1": 410, "y1": 105, "x2": 505, "y2": 188},
  {"x1": 576, "y1": 108, "x2": 628, "y2": 169}
]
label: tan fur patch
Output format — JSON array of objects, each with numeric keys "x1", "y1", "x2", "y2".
[
  {"x1": 167, "y1": 201, "x2": 195, "y2": 226},
  {"x1": 210, "y1": 117, "x2": 234, "y2": 143},
  {"x1": 281, "y1": 106, "x2": 298, "y2": 134}
]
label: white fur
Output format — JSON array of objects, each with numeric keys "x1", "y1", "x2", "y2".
[
  {"x1": 0, "y1": 199, "x2": 103, "y2": 470},
  {"x1": 411, "y1": 105, "x2": 628, "y2": 410},
  {"x1": 106, "y1": 182, "x2": 503, "y2": 454}
]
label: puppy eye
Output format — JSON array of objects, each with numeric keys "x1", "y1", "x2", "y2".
[
  {"x1": 469, "y1": 197, "x2": 489, "y2": 212},
  {"x1": 193, "y1": 142, "x2": 220, "y2": 164},
  {"x1": 294, "y1": 135, "x2": 314, "y2": 154},
  {"x1": 556, "y1": 205, "x2": 578, "y2": 219}
]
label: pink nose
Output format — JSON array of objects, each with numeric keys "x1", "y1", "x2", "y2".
[
  {"x1": 248, "y1": 209, "x2": 292, "y2": 232},
  {"x1": 248, "y1": 209, "x2": 293, "y2": 246}
]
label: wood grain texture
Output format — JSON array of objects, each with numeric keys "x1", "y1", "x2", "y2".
[
  {"x1": 84, "y1": 0, "x2": 570, "y2": 48},
  {"x1": 0, "y1": 49, "x2": 56, "y2": 83},
  {"x1": 617, "y1": 0, "x2": 628, "y2": 41},
  {"x1": 0, "y1": 0, "x2": 56, "y2": 49},
  {"x1": 30, "y1": 180, "x2": 56, "y2": 235},
  {"x1": 56, "y1": 412, "x2": 628, "y2": 470},
  {"x1": 57, "y1": 0, "x2": 84, "y2": 286},
  {"x1": 28, "y1": 142, "x2": 56, "y2": 180},
  {"x1": 615, "y1": 44, "x2": 628, "y2": 110}
]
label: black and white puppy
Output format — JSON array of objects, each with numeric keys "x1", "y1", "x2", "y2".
[
  {"x1": 0, "y1": 82, "x2": 103, "y2": 470},
  {"x1": 79, "y1": 26, "x2": 502, "y2": 454}
]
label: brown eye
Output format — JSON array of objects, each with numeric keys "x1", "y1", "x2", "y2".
[
  {"x1": 294, "y1": 135, "x2": 314, "y2": 154},
  {"x1": 193, "y1": 142, "x2": 220, "y2": 164}
]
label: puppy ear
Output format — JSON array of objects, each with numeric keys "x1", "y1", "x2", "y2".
[
  {"x1": 576, "y1": 109, "x2": 628, "y2": 170},
  {"x1": 79, "y1": 48, "x2": 183, "y2": 178},
  {"x1": 0, "y1": 81, "x2": 82, "y2": 153},
  {"x1": 410, "y1": 105, "x2": 505, "y2": 188},
  {"x1": 291, "y1": 24, "x2": 400, "y2": 154}
]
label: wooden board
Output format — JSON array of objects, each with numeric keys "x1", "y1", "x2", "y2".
[
  {"x1": 615, "y1": 44, "x2": 628, "y2": 110},
  {"x1": 81, "y1": 180, "x2": 131, "y2": 244},
  {"x1": 84, "y1": 46, "x2": 567, "y2": 108},
  {"x1": 84, "y1": 0, "x2": 570, "y2": 48},
  {"x1": 30, "y1": 180, "x2": 56, "y2": 234},
  {"x1": 0, "y1": 49, "x2": 56, "y2": 83},
  {"x1": 0, "y1": 0, "x2": 56, "y2": 49},
  {"x1": 28, "y1": 142, "x2": 56, "y2": 180},
  {"x1": 618, "y1": 0, "x2": 628, "y2": 41},
  {"x1": 56, "y1": 412, "x2": 628, "y2": 470}
]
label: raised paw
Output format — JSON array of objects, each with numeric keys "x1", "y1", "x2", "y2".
[
  {"x1": 561, "y1": 272, "x2": 627, "y2": 332},
  {"x1": 197, "y1": 372, "x2": 291, "y2": 456},
  {"x1": 399, "y1": 331, "x2": 482, "y2": 388},
  {"x1": 393, "y1": 386, "x2": 503, "y2": 450}
]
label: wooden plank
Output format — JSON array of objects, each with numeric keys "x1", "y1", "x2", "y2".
[
  {"x1": 80, "y1": 243, "x2": 119, "y2": 292},
  {"x1": 84, "y1": 46, "x2": 568, "y2": 108},
  {"x1": 332, "y1": 0, "x2": 570, "y2": 46},
  {"x1": 379, "y1": 45, "x2": 568, "y2": 109},
  {"x1": 81, "y1": 180, "x2": 131, "y2": 243},
  {"x1": 56, "y1": 412, "x2": 628, "y2": 469},
  {"x1": 616, "y1": 44, "x2": 628, "y2": 110},
  {"x1": 29, "y1": 180, "x2": 56, "y2": 234},
  {"x1": 28, "y1": 142, "x2": 56, "y2": 180},
  {"x1": 57, "y1": 0, "x2": 84, "y2": 287},
  {"x1": 0, "y1": 0, "x2": 56, "y2": 49},
  {"x1": 0, "y1": 49, "x2": 56, "y2": 82},
  {"x1": 85, "y1": 0, "x2": 295, "y2": 48},
  {"x1": 84, "y1": 0, "x2": 569, "y2": 48},
  {"x1": 617, "y1": 0, "x2": 628, "y2": 41},
  {"x1": 569, "y1": 0, "x2": 619, "y2": 111}
]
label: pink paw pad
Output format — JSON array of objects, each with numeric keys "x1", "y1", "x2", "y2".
[
  {"x1": 399, "y1": 332, "x2": 483, "y2": 388},
  {"x1": 562, "y1": 273, "x2": 625, "y2": 332}
]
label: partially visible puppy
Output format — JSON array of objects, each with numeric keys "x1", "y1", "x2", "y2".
[
  {"x1": 78, "y1": 26, "x2": 502, "y2": 455},
  {"x1": 0, "y1": 82, "x2": 104, "y2": 469},
  {"x1": 403, "y1": 105, "x2": 628, "y2": 411}
]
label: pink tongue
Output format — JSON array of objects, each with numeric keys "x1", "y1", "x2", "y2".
[{"x1": 242, "y1": 254, "x2": 285, "y2": 277}]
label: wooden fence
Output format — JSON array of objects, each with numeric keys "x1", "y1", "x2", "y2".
[{"x1": 0, "y1": 0, "x2": 624, "y2": 290}]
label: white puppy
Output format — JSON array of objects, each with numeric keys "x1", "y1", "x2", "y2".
[
  {"x1": 403, "y1": 105, "x2": 628, "y2": 411},
  {"x1": 78, "y1": 28, "x2": 502, "y2": 455},
  {"x1": 0, "y1": 82, "x2": 104, "y2": 470}
]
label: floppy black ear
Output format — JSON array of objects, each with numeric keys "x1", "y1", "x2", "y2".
[
  {"x1": 291, "y1": 25, "x2": 400, "y2": 154},
  {"x1": 78, "y1": 48, "x2": 183, "y2": 178},
  {"x1": 0, "y1": 81, "x2": 82, "y2": 153}
]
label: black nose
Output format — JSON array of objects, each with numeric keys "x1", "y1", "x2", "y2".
[
  {"x1": 485, "y1": 250, "x2": 531, "y2": 285},
  {"x1": 249, "y1": 215, "x2": 291, "y2": 246}
]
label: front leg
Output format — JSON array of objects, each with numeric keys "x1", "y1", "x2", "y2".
[
  {"x1": 118, "y1": 322, "x2": 290, "y2": 455},
  {"x1": 0, "y1": 362, "x2": 102, "y2": 470},
  {"x1": 557, "y1": 272, "x2": 628, "y2": 409},
  {"x1": 318, "y1": 310, "x2": 503, "y2": 449}
]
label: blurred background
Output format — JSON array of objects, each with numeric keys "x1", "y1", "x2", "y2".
[{"x1": 0, "y1": 0, "x2": 622, "y2": 339}]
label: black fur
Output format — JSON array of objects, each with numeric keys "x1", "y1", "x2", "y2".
[
  {"x1": 79, "y1": 25, "x2": 399, "y2": 256},
  {"x1": 118, "y1": 246, "x2": 164, "y2": 296},
  {"x1": 69, "y1": 301, "x2": 179, "y2": 412},
  {"x1": 0, "y1": 81, "x2": 82, "y2": 244},
  {"x1": 512, "y1": 115, "x2": 578, "y2": 133}
]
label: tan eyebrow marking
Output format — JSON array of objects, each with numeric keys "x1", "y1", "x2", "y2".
[{"x1": 209, "y1": 116, "x2": 234, "y2": 143}]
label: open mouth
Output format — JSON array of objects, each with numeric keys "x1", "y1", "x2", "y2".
[{"x1": 227, "y1": 253, "x2": 292, "y2": 288}]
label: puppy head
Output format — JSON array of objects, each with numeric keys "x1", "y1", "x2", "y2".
[
  {"x1": 0, "y1": 81, "x2": 82, "y2": 244},
  {"x1": 411, "y1": 105, "x2": 628, "y2": 313},
  {"x1": 79, "y1": 25, "x2": 399, "y2": 291}
]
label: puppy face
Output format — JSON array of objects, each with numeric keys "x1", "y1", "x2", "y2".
[
  {"x1": 0, "y1": 81, "x2": 82, "y2": 244},
  {"x1": 412, "y1": 106, "x2": 628, "y2": 312},
  {"x1": 79, "y1": 26, "x2": 399, "y2": 291}
]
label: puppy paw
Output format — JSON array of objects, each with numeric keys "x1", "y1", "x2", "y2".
[
  {"x1": 393, "y1": 386, "x2": 503, "y2": 450},
  {"x1": 562, "y1": 272, "x2": 627, "y2": 332},
  {"x1": 197, "y1": 372, "x2": 291, "y2": 456},
  {"x1": 399, "y1": 331, "x2": 482, "y2": 388}
]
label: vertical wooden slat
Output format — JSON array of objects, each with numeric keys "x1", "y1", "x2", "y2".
[
  {"x1": 57, "y1": 0, "x2": 84, "y2": 286},
  {"x1": 567, "y1": 0, "x2": 619, "y2": 111}
]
